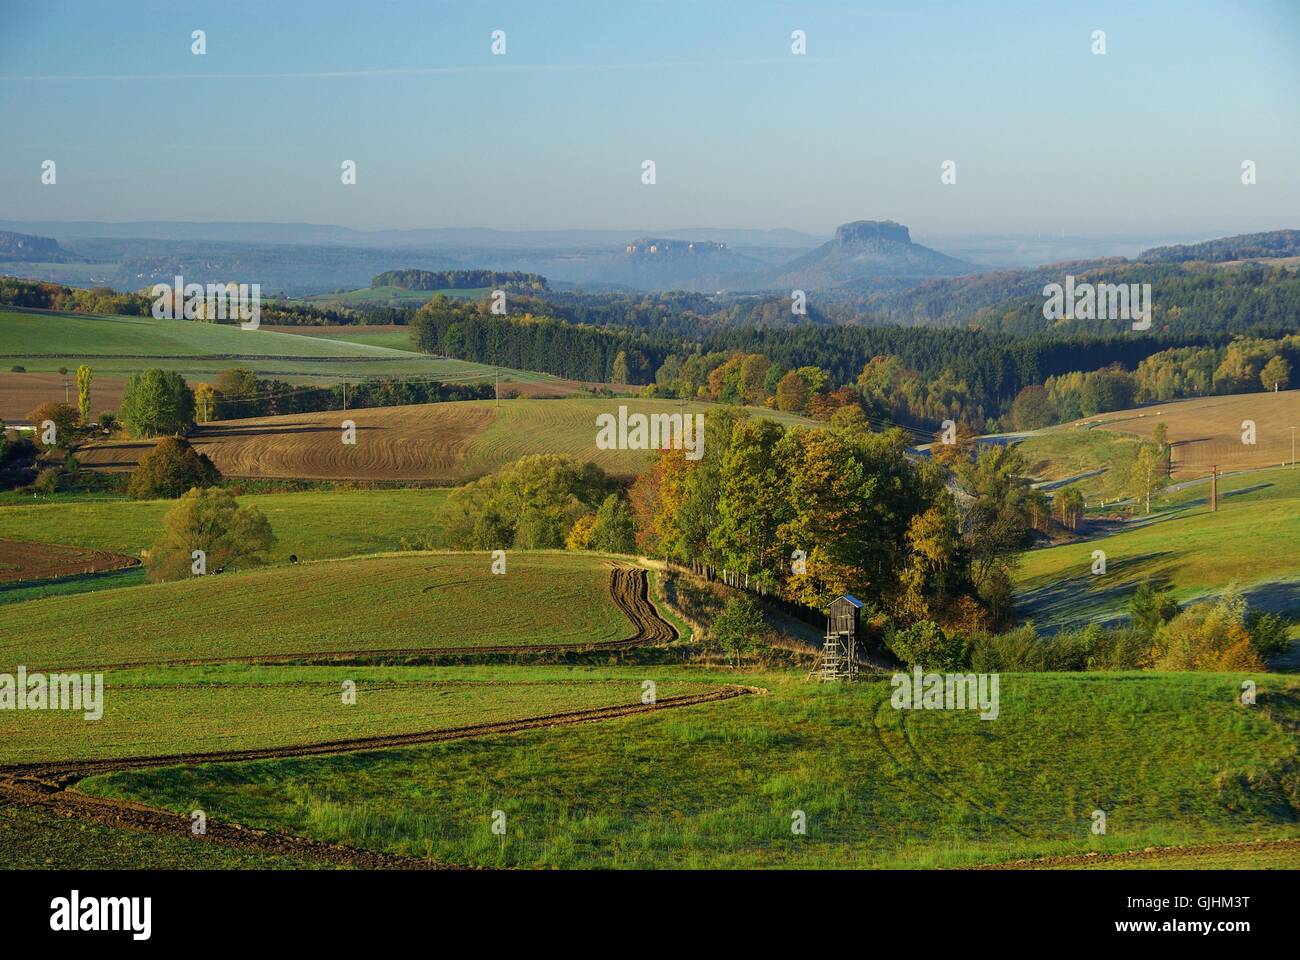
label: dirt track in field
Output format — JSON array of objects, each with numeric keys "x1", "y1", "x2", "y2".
[
  {"x1": 53, "y1": 566, "x2": 677, "y2": 670},
  {"x1": 0, "y1": 538, "x2": 138, "y2": 584},
  {"x1": 0, "y1": 686, "x2": 755, "y2": 870},
  {"x1": 974, "y1": 837, "x2": 1300, "y2": 870},
  {"x1": 0, "y1": 563, "x2": 707, "y2": 869}
]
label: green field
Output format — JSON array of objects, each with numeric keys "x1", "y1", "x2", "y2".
[
  {"x1": 77, "y1": 670, "x2": 1300, "y2": 869},
  {"x1": 0, "y1": 663, "x2": 700, "y2": 765},
  {"x1": 0, "y1": 552, "x2": 631, "y2": 669},
  {"x1": 0, "y1": 309, "x2": 542, "y2": 385},
  {"x1": 0, "y1": 488, "x2": 450, "y2": 563},
  {"x1": 273, "y1": 326, "x2": 418, "y2": 352},
  {"x1": 1016, "y1": 465, "x2": 1300, "y2": 629},
  {"x1": 0, "y1": 804, "x2": 330, "y2": 870},
  {"x1": 300, "y1": 286, "x2": 488, "y2": 307}
]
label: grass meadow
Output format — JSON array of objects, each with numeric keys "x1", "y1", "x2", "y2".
[
  {"x1": 79, "y1": 670, "x2": 1300, "y2": 869},
  {"x1": 0, "y1": 663, "x2": 708, "y2": 765},
  {"x1": 0, "y1": 552, "x2": 632, "y2": 669},
  {"x1": 0, "y1": 487, "x2": 451, "y2": 562},
  {"x1": 0, "y1": 308, "x2": 537, "y2": 385},
  {"x1": 1015, "y1": 465, "x2": 1300, "y2": 630}
]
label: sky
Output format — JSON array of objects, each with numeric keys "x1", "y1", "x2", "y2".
[{"x1": 1, "y1": 0, "x2": 1298, "y2": 238}]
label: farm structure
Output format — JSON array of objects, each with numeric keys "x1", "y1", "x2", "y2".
[{"x1": 811, "y1": 594, "x2": 861, "y2": 682}]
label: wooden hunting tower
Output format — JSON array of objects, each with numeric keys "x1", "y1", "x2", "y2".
[{"x1": 811, "y1": 595, "x2": 861, "y2": 681}]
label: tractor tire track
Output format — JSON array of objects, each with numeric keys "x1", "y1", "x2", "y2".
[
  {"x1": 896, "y1": 706, "x2": 1030, "y2": 839},
  {"x1": 32, "y1": 566, "x2": 678, "y2": 671},
  {"x1": 0, "y1": 684, "x2": 759, "y2": 869},
  {"x1": 871, "y1": 697, "x2": 1029, "y2": 839}
]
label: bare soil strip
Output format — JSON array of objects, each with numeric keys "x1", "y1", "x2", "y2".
[
  {"x1": 974, "y1": 837, "x2": 1300, "y2": 870},
  {"x1": 0, "y1": 371, "x2": 125, "y2": 423},
  {"x1": 48, "y1": 566, "x2": 678, "y2": 670},
  {"x1": 0, "y1": 685, "x2": 754, "y2": 870}
]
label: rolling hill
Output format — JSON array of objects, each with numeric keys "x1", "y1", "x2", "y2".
[
  {"x1": 74, "y1": 670, "x2": 1300, "y2": 869},
  {"x1": 1016, "y1": 464, "x2": 1300, "y2": 631},
  {"x1": 74, "y1": 397, "x2": 814, "y2": 482},
  {"x1": 0, "y1": 552, "x2": 640, "y2": 669},
  {"x1": 1092, "y1": 389, "x2": 1300, "y2": 478},
  {"x1": 0, "y1": 308, "x2": 562, "y2": 387}
]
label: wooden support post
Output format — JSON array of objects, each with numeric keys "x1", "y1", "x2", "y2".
[{"x1": 1210, "y1": 464, "x2": 1218, "y2": 512}]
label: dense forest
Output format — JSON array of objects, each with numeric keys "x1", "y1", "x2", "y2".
[
  {"x1": 1137, "y1": 229, "x2": 1300, "y2": 264},
  {"x1": 407, "y1": 293, "x2": 1258, "y2": 430},
  {"x1": 371, "y1": 269, "x2": 547, "y2": 291}
]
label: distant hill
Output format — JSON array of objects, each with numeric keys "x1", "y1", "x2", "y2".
[
  {"x1": 1139, "y1": 229, "x2": 1300, "y2": 264},
  {"x1": 0, "y1": 230, "x2": 75, "y2": 263},
  {"x1": 745, "y1": 220, "x2": 975, "y2": 292},
  {"x1": 861, "y1": 227, "x2": 1300, "y2": 329}
]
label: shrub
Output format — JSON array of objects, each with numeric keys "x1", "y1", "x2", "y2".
[
  {"x1": 886, "y1": 620, "x2": 968, "y2": 671},
  {"x1": 31, "y1": 466, "x2": 61, "y2": 495},
  {"x1": 1246, "y1": 611, "x2": 1292, "y2": 658},
  {"x1": 1084, "y1": 627, "x2": 1150, "y2": 670},
  {"x1": 968, "y1": 625, "x2": 1042, "y2": 672},
  {"x1": 1154, "y1": 592, "x2": 1265, "y2": 671},
  {"x1": 127, "y1": 437, "x2": 219, "y2": 500},
  {"x1": 10, "y1": 365, "x2": 25, "y2": 373},
  {"x1": 1041, "y1": 625, "x2": 1102, "y2": 671},
  {"x1": 26, "y1": 402, "x2": 78, "y2": 449},
  {"x1": 712, "y1": 596, "x2": 766, "y2": 667},
  {"x1": 437, "y1": 454, "x2": 612, "y2": 550}
]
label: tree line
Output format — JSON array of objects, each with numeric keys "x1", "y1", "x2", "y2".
[{"x1": 372, "y1": 270, "x2": 547, "y2": 291}]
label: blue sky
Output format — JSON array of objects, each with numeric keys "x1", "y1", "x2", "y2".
[{"x1": 1, "y1": 0, "x2": 1297, "y2": 236}]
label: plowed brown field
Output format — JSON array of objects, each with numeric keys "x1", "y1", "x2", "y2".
[
  {"x1": 0, "y1": 538, "x2": 138, "y2": 584},
  {"x1": 0, "y1": 371, "x2": 125, "y2": 423}
]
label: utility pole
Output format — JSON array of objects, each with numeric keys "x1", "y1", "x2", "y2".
[
  {"x1": 63, "y1": 379, "x2": 69, "y2": 404},
  {"x1": 1292, "y1": 426, "x2": 1295, "y2": 468},
  {"x1": 495, "y1": 368, "x2": 500, "y2": 408},
  {"x1": 1210, "y1": 464, "x2": 1218, "y2": 512},
  {"x1": 342, "y1": 382, "x2": 348, "y2": 411}
]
